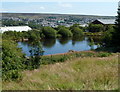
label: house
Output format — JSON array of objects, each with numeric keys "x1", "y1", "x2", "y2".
[
  {"x1": 91, "y1": 19, "x2": 115, "y2": 25},
  {"x1": 80, "y1": 24, "x2": 88, "y2": 27},
  {"x1": 0, "y1": 26, "x2": 32, "y2": 33},
  {"x1": 91, "y1": 19, "x2": 115, "y2": 31}
]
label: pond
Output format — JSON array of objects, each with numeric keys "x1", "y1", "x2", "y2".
[{"x1": 18, "y1": 37, "x2": 100, "y2": 56}]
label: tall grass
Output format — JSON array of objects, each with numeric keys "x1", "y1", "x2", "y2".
[
  {"x1": 40, "y1": 51, "x2": 112, "y2": 65},
  {"x1": 3, "y1": 53, "x2": 118, "y2": 90}
]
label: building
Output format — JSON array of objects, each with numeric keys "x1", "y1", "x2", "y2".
[
  {"x1": 0, "y1": 26, "x2": 32, "y2": 33},
  {"x1": 91, "y1": 19, "x2": 115, "y2": 25},
  {"x1": 80, "y1": 24, "x2": 88, "y2": 27}
]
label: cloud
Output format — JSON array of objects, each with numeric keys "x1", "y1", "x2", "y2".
[
  {"x1": 40, "y1": 6, "x2": 45, "y2": 10},
  {"x1": 59, "y1": 2, "x2": 72, "y2": 8}
]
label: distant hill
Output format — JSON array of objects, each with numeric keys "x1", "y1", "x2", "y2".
[{"x1": 1, "y1": 13, "x2": 115, "y2": 19}]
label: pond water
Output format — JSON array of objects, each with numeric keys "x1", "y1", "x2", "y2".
[{"x1": 18, "y1": 37, "x2": 99, "y2": 56}]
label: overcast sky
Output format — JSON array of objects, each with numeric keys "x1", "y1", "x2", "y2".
[{"x1": 1, "y1": 1, "x2": 119, "y2": 16}]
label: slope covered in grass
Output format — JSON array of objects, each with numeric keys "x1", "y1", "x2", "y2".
[{"x1": 3, "y1": 53, "x2": 118, "y2": 90}]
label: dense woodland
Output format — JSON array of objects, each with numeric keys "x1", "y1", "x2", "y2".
[{"x1": 1, "y1": 8, "x2": 120, "y2": 81}]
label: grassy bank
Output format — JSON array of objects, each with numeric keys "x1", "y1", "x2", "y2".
[
  {"x1": 3, "y1": 51, "x2": 118, "y2": 90},
  {"x1": 41, "y1": 51, "x2": 112, "y2": 65}
]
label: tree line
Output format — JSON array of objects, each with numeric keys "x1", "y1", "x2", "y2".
[{"x1": 2, "y1": 24, "x2": 85, "y2": 41}]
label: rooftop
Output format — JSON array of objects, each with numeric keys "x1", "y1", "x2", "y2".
[
  {"x1": 0, "y1": 26, "x2": 32, "y2": 33},
  {"x1": 92, "y1": 19, "x2": 115, "y2": 24}
]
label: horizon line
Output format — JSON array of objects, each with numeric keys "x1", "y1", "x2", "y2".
[{"x1": 1, "y1": 12, "x2": 116, "y2": 17}]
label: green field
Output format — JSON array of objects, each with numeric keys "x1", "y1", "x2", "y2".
[{"x1": 2, "y1": 52, "x2": 118, "y2": 90}]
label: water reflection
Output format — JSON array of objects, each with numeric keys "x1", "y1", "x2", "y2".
[
  {"x1": 18, "y1": 36, "x2": 101, "y2": 56},
  {"x1": 41, "y1": 38, "x2": 56, "y2": 48},
  {"x1": 58, "y1": 37, "x2": 71, "y2": 45},
  {"x1": 87, "y1": 36, "x2": 102, "y2": 45},
  {"x1": 72, "y1": 36, "x2": 85, "y2": 45}
]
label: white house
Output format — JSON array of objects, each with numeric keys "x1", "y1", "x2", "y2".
[
  {"x1": 0, "y1": 26, "x2": 32, "y2": 33},
  {"x1": 80, "y1": 24, "x2": 88, "y2": 27}
]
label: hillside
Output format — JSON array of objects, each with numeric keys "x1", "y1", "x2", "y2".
[
  {"x1": 3, "y1": 53, "x2": 118, "y2": 90},
  {"x1": 1, "y1": 13, "x2": 115, "y2": 19}
]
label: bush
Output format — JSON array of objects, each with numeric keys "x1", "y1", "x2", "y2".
[
  {"x1": 27, "y1": 30, "x2": 41, "y2": 41},
  {"x1": 58, "y1": 26, "x2": 73, "y2": 37},
  {"x1": 2, "y1": 39, "x2": 25, "y2": 81},
  {"x1": 103, "y1": 25, "x2": 115, "y2": 47},
  {"x1": 97, "y1": 52, "x2": 111, "y2": 57},
  {"x1": 41, "y1": 55, "x2": 68, "y2": 65},
  {"x1": 25, "y1": 41, "x2": 44, "y2": 70},
  {"x1": 71, "y1": 27, "x2": 84, "y2": 36},
  {"x1": 88, "y1": 24, "x2": 104, "y2": 32},
  {"x1": 42, "y1": 27, "x2": 57, "y2": 38},
  {"x1": 3, "y1": 70, "x2": 22, "y2": 81}
]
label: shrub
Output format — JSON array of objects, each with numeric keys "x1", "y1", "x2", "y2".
[
  {"x1": 25, "y1": 41, "x2": 44, "y2": 70},
  {"x1": 42, "y1": 27, "x2": 57, "y2": 38},
  {"x1": 41, "y1": 55, "x2": 68, "y2": 65},
  {"x1": 71, "y1": 27, "x2": 84, "y2": 36},
  {"x1": 102, "y1": 25, "x2": 115, "y2": 47},
  {"x1": 58, "y1": 26, "x2": 73, "y2": 37},
  {"x1": 2, "y1": 39, "x2": 25, "y2": 81},
  {"x1": 97, "y1": 52, "x2": 111, "y2": 57},
  {"x1": 88, "y1": 24, "x2": 104, "y2": 32}
]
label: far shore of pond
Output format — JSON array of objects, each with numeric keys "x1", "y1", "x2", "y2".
[{"x1": 43, "y1": 50, "x2": 96, "y2": 56}]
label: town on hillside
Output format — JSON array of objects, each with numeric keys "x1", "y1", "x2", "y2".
[{"x1": 0, "y1": 13, "x2": 115, "y2": 32}]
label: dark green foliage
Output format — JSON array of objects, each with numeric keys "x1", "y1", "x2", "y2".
[
  {"x1": 71, "y1": 27, "x2": 84, "y2": 36},
  {"x1": 103, "y1": 7, "x2": 120, "y2": 52},
  {"x1": 58, "y1": 37, "x2": 71, "y2": 45},
  {"x1": 25, "y1": 41, "x2": 44, "y2": 70},
  {"x1": 2, "y1": 19, "x2": 42, "y2": 29},
  {"x1": 88, "y1": 24, "x2": 104, "y2": 32},
  {"x1": 58, "y1": 26, "x2": 72, "y2": 37},
  {"x1": 2, "y1": 38, "x2": 44, "y2": 81},
  {"x1": 41, "y1": 55, "x2": 68, "y2": 65},
  {"x1": 27, "y1": 30, "x2": 41, "y2": 41},
  {"x1": 70, "y1": 24, "x2": 81, "y2": 30},
  {"x1": 2, "y1": 31, "x2": 44, "y2": 80},
  {"x1": 2, "y1": 19, "x2": 26, "y2": 26},
  {"x1": 3, "y1": 70, "x2": 22, "y2": 81},
  {"x1": 70, "y1": 24, "x2": 84, "y2": 37},
  {"x1": 42, "y1": 38, "x2": 56, "y2": 48},
  {"x1": 111, "y1": 11, "x2": 120, "y2": 51},
  {"x1": 103, "y1": 25, "x2": 115, "y2": 47},
  {"x1": 3, "y1": 29, "x2": 42, "y2": 41},
  {"x1": 3, "y1": 31, "x2": 24, "y2": 41},
  {"x1": 2, "y1": 39, "x2": 25, "y2": 81},
  {"x1": 27, "y1": 22, "x2": 42, "y2": 29},
  {"x1": 42, "y1": 27, "x2": 57, "y2": 38},
  {"x1": 97, "y1": 52, "x2": 111, "y2": 57}
]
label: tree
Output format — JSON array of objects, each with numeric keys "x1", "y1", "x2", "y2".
[
  {"x1": 102, "y1": 4, "x2": 120, "y2": 52},
  {"x1": 71, "y1": 27, "x2": 84, "y2": 36},
  {"x1": 103, "y1": 25, "x2": 115, "y2": 47},
  {"x1": 58, "y1": 26, "x2": 73, "y2": 37},
  {"x1": 25, "y1": 41, "x2": 44, "y2": 69},
  {"x1": 2, "y1": 39, "x2": 25, "y2": 81},
  {"x1": 28, "y1": 22, "x2": 42, "y2": 29},
  {"x1": 88, "y1": 24, "x2": 104, "y2": 32},
  {"x1": 42, "y1": 27, "x2": 57, "y2": 38},
  {"x1": 27, "y1": 30, "x2": 41, "y2": 41},
  {"x1": 111, "y1": 7, "x2": 120, "y2": 51}
]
